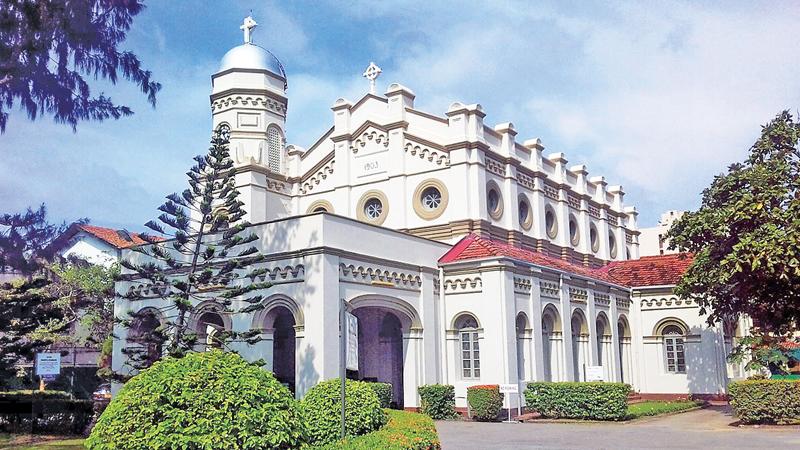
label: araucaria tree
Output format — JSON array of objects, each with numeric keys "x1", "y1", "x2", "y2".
[
  {"x1": 0, "y1": 204, "x2": 79, "y2": 277},
  {"x1": 120, "y1": 129, "x2": 269, "y2": 370},
  {"x1": 668, "y1": 111, "x2": 800, "y2": 360},
  {"x1": 0, "y1": 0, "x2": 161, "y2": 132}
]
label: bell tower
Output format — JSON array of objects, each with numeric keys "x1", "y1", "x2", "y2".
[{"x1": 210, "y1": 15, "x2": 289, "y2": 222}]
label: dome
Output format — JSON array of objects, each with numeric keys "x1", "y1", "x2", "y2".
[{"x1": 218, "y1": 43, "x2": 286, "y2": 80}]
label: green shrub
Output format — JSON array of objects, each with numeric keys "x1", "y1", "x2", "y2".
[
  {"x1": 0, "y1": 391, "x2": 92, "y2": 434},
  {"x1": 525, "y1": 382, "x2": 631, "y2": 420},
  {"x1": 466, "y1": 385, "x2": 503, "y2": 421},
  {"x1": 313, "y1": 409, "x2": 440, "y2": 450},
  {"x1": 417, "y1": 384, "x2": 458, "y2": 420},
  {"x1": 85, "y1": 350, "x2": 306, "y2": 449},
  {"x1": 302, "y1": 379, "x2": 387, "y2": 445},
  {"x1": 366, "y1": 382, "x2": 392, "y2": 408},
  {"x1": 729, "y1": 379, "x2": 800, "y2": 424}
]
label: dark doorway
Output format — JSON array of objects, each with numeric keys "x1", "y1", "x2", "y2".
[
  {"x1": 354, "y1": 307, "x2": 405, "y2": 408},
  {"x1": 272, "y1": 307, "x2": 296, "y2": 393}
]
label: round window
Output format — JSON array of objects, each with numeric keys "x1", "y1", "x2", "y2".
[
  {"x1": 518, "y1": 199, "x2": 531, "y2": 229},
  {"x1": 488, "y1": 190, "x2": 500, "y2": 213},
  {"x1": 590, "y1": 225, "x2": 599, "y2": 253},
  {"x1": 609, "y1": 233, "x2": 618, "y2": 258},
  {"x1": 421, "y1": 186, "x2": 442, "y2": 211},
  {"x1": 545, "y1": 208, "x2": 557, "y2": 238},
  {"x1": 569, "y1": 218, "x2": 579, "y2": 246},
  {"x1": 364, "y1": 198, "x2": 383, "y2": 220}
]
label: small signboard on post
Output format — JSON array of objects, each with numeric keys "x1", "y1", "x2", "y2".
[
  {"x1": 345, "y1": 311, "x2": 359, "y2": 371},
  {"x1": 35, "y1": 352, "x2": 61, "y2": 378},
  {"x1": 499, "y1": 384, "x2": 520, "y2": 423},
  {"x1": 586, "y1": 365, "x2": 605, "y2": 382}
]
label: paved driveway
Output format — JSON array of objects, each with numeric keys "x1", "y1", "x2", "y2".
[{"x1": 436, "y1": 406, "x2": 800, "y2": 449}]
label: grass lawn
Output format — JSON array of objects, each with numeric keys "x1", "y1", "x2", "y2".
[
  {"x1": 627, "y1": 400, "x2": 704, "y2": 420},
  {"x1": 0, "y1": 434, "x2": 85, "y2": 450}
]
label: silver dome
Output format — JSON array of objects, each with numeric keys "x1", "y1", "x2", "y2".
[{"x1": 218, "y1": 43, "x2": 286, "y2": 80}]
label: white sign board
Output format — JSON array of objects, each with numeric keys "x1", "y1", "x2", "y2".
[
  {"x1": 35, "y1": 353, "x2": 61, "y2": 377},
  {"x1": 499, "y1": 383, "x2": 519, "y2": 394},
  {"x1": 586, "y1": 365, "x2": 605, "y2": 382},
  {"x1": 346, "y1": 311, "x2": 359, "y2": 371}
]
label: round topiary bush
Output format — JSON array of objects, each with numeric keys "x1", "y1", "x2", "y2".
[
  {"x1": 467, "y1": 384, "x2": 504, "y2": 421},
  {"x1": 85, "y1": 350, "x2": 306, "y2": 450},
  {"x1": 302, "y1": 379, "x2": 387, "y2": 445}
]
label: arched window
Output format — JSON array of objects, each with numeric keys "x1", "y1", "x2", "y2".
[
  {"x1": 662, "y1": 324, "x2": 686, "y2": 373},
  {"x1": 267, "y1": 125, "x2": 283, "y2": 173},
  {"x1": 455, "y1": 314, "x2": 480, "y2": 379}
]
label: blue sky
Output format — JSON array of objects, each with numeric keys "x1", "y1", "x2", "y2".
[{"x1": 1, "y1": 0, "x2": 799, "y2": 230}]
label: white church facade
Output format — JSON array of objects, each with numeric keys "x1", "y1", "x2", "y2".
[{"x1": 112, "y1": 17, "x2": 748, "y2": 410}]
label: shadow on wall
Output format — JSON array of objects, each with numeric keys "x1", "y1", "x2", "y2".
[
  {"x1": 686, "y1": 325, "x2": 726, "y2": 397},
  {"x1": 296, "y1": 345, "x2": 318, "y2": 396}
]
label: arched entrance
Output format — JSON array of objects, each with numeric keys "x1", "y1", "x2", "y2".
[
  {"x1": 197, "y1": 311, "x2": 226, "y2": 350},
  {"x1": 353, "y1": 307, "x2": 406, "y2": 408},
  {"x1": 516, "y1": 313, "x2": 530, "y2": 381},
  {"x1": 541, "y1": 305, "x2": 562, "y2": 382},
  {"x1": 596, "y1": 313, "x2": 612, "y2": 381},
  {"x1": 571, "y1": 309, "x2": 589, "y2": 381},
  {"x1": 252, "y1": 298, "x2": 302, "y2": 394},
  {"x1": 272, "y1": 307, "x2": 296, "y2": 390},
  {"x1": 617, "y1": 316, "x2": 632, "y2": 384}
]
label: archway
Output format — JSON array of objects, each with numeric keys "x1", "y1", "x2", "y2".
[
  {"x1": 571, "y1": 309, "x2": 589, "y2": 381},
  {"x1": 272, "y1": 307, "x2": 296, "y2": 390},
  {"x1": 126, "y1": 308, "x2": 164, "y2": 369},
  {"x1": 596, "y1": 312, "x2": 612, "y2": 381},
  {"x1": 516, "y1": 313, "x2": 530, "y2": 381},
  {"x1": 353, "y1": 307, "x2": 407, "y2": 408},
  {"x1": 197, "y1": 311, "x2": 225, "y2": 351},
  {"x1": 541, "y1": 305, "x2": 562, "y2": 382},
  {"x1": 617, "y1": 316, "x2": 632, "y2": 384}
]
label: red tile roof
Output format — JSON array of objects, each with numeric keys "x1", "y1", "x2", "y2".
[
  {"x1": 439, "y1": 234, "x2": 621, "y2": 285},
  {"x1": 77, "y1": 224, "x2": 153, "y2": 249},
  {"x1": 598, "y1": 253, "x2": 694, "y2": 287}
]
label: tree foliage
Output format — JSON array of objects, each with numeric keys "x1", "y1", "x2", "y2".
[
  {"x1": 0, "y1": 0, "x2": 161, "y2": 132},
  {"x1": 0, "y1": 278, "x2": 61, "y2": 386},
  {"x1": 667, "y1": 110, "x2": 800, "y2": 344},
  {"x1": 0, "y1": 204, "x2": 80, "y2": 277},
  {"x1": 119, "y1": 129, "x2": 269, "y2": 371}
]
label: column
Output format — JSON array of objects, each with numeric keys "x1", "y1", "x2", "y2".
[
  {"x1": 530, "y1": 276, "x2": 545, "y2": 381},
  {"x1": 609, "y1": 295, "x2": 622, "y2": 382}
]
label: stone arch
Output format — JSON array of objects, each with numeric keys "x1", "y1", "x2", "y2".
[
  {"x1": 515, "y1": 312, "x2": 531, "y2": 382},
  {"x1": 617, "y1": 314, "x2": 631, "y2": 337},
  {"x1": 126, "y1": 307, "x2": 166, "y2": 368},
  {"x1": 250, "y1": 294, "x2": 305, "y2": 331},
  {"x1": 596, "y1": 311, "x2": 611, "y2": 336},
  {"x1": 349, "y1": 295, "x2": 420, "y2": 408},
  {"x1": 570, "y1": 308, "x2": 589, "y2": 335},
  {"x1": 349, "y1": 295, "x2": 421, "y2": 330},
  {"x1": 188, "y1": 301, "x2": 232, "y2": 350},
  {"x1": 541, "y1": 304, "x2": 562, "y2": 333},
  {"x1": 571, "y1": 308, "x2": 589, "y2": 381},
  {"x1": 450, "y1": 311, "x2": 481, "y2": 331},
  {"x1": 653, "y1": 317, "x2": 689, "y2": 336}
]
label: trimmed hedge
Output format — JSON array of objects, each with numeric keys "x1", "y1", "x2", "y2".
[
  {"x1": 0, "y1": 391, "x2": 92, "y2": 434},
  {"x1": 86, "y1": 350, "x2": 307, "y2": 449},
  {"x1": 729, "y1": 379, "x2": 800, "y2": 424},
  {"x1": 467, "y1": 385, "x2": 503, "y2": 421},
  {"x1": 417, "y1": 384, "x2": 458, "y2": 420},
  {"x1": 313, "y1": 409, "x2": 440, "y2": 450},
  {"x1": 525, "y1": 382, "x2": 631, "y2": 420},
  {"x1": 366, "y1": 382, "x2": 393, "y2": 408},
  {"x1": 302, "y1": 379, "x2": 388, "y2": 446}
]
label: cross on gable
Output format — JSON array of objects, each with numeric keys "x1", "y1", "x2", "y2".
[{"x1": 362, "y1": 62, "x2": 382, "y2": 94}]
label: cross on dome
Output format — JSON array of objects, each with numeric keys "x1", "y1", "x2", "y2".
[
  {"x1": 240, "y1": 15, "x2": 258, "y2": 44},
  {"x1": 362, "y1": 62, "x2": 382, "y2": 94}
]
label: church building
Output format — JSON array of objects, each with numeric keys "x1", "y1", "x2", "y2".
[{"x1": 113, "y1": 17, "x2": 749, "y2": 410}]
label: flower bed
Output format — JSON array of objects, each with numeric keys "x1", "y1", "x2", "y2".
[{"x1": 312, "y1": 409, "x2": 440, "y2": 450}]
